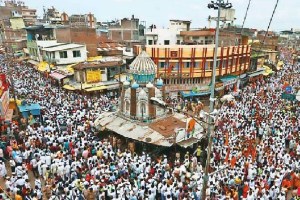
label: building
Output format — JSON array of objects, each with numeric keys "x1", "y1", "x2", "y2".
[
  {"x1": 40, "y1": 43, "x2": 87, "y2": 65},
  {"x1": 0, "y1": 1, "x2": 35, "y2": 52},
  {"x1": 145, "y1": 20, "x2": 245, "y2": 46},
  {"x1": 134, "y1": 44, "x2": 251, "y2": 97},
  {"x1": 61, "y1": 13, "x2": 96, "y2": 28},
  {"x1": 66, "y1": 57, "x2": 126, "y2": 96},
  {"x1": 145, "y1": 20, "x2": 191, "y2": 45},
  {"x1": 94, "y1": 51, "x2": 204, "y2": 147},
  {"x1": 25, "y1": 25, "x2": 98, "y2": 59},
  {"x1": 42, "y1": 6, "x2": 62, "y2": 24},
  {"x1": 0, "y1": 1, "x2": 37, "y2": 26},
  {"x1": 108, "y1": 15, "x2": 145, "y2": 45},
  {"x1": 55, "y1": 27, "x2": 98, "y2": 57},
  {"x1": 0, "y1": 17, "x2": 26, "y2": 53}
]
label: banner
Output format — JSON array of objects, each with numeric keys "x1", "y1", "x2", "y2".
[
  {"x1": 86, "y1": 70, "x2": 101, "y2": 83},
  {"x1": 0, "y1": 91, "x2": 9, "y2": 117}
]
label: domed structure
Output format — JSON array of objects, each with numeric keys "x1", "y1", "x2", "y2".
[
  {"x1": 119, "y1": 51, "x2": 166, "y2": 122},
  {"x1": 130, "y1": 51, "x2": 157, "y2": 84},
  {"x1": 157, "y1": 78, "x2": 164, "y2": 88},
  {"x1": 131, "y1": 81, "x2": 139, "y2": 89}
]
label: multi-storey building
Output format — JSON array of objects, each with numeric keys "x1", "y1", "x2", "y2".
[
  {"x1": 134, "y1": 44, "x2": 251, "y2": 96},
  {"x1": 108, "y1": 15, "x2": 145, "y2": 45}
]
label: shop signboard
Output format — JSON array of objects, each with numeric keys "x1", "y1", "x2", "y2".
[
  {"x1": 86, "y1": 70, "x2": 101, "y2": 83},
  {"x1": 0, "y1": 91, "x2": 9, "y2": 117},
  {"x1": 222, "y1": 78, "x2": 237, "y2": 87}
]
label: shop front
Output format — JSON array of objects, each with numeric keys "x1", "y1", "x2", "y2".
[
  {"x1": 247, "y1": 69, "x2": 265, "y2": 83},
  {"x1": 220, "y1": 75, "x2": 238, "y2": 94}
]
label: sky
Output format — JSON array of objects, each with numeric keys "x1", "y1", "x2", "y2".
[{"x1": 15, "y1": 0, "x2": 299, "y2": 31}]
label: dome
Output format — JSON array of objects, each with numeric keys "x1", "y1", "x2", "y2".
[
  {"x1": 130, "y1": 51, "x2": 157, "y2": 84},
  {"x1": 123, "y1": 80, "x2": 130, "y2": 86},
  {"x1": 146, "y1": 82, "x2": 154, "y2": 88},
  {"x1": 131, "y1": 81, "x2": 139, "y2": 89},
  {"x1": 157, "y1": 78, "x2": 164, "y2": 87}
]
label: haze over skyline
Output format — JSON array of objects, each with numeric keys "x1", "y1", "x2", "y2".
[{"x1": 15, "y1": 0, "x2": 300, "y2": 31}]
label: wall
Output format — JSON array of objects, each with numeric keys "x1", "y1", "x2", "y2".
[
  {"x1": 49, "y1": 46, "x2": 87, "y2": 65},
  {"x1": 145, "y1": 29, "x2": 179, "y2": 45},
  {"x1": 134, "y1": 44, "x2": 251, "y2": 80},
  {"x1": 10, "y1": 18, "x2": 25, "y2": 29},
  {"x1": 55, "y1": 27, "x2": 98, "y2": 57}
]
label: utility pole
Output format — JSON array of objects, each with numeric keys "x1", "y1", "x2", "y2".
[{"x1": 202, "y1": 1, "x2": 232, "y2": 199}]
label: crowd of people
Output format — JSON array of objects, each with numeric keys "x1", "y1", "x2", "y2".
[{"x1": 0, "y1": 48, "x2": 298, "y2": 200}]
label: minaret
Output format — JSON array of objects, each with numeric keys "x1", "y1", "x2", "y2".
[
  {"x1": 147, "y1": 82, "x2": 156, "y2": 119},
  {"x1": 130, "y1": 81, "x2": 139, "y2": 119}
]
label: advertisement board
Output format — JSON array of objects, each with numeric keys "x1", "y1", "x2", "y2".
[{"x1": 86, "y1": 70, "x2": 101, "y2": 83}]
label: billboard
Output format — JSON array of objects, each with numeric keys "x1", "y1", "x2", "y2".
[
  {"x1": 220, "y1": 9, "x2": 235, "y2": 21},
  {"x1": 86, "y1": 70, "x2": 101, "y2": 83}
]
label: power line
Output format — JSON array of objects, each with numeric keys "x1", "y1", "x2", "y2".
[
  {"x1": 259, "y1": 0, "x2": 280, "y2": 51},
  {"x1": 240, "y1": 0, "x2": 252, "y2": 35}
]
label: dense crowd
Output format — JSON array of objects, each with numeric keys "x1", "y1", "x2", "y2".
[{"x1": 0, "y1": 49, "x2": 299, "y2": 200}]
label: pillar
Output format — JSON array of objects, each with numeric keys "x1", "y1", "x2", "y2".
[
  {"x1": 130, "y1": 88, "x2": 137, "y2": 119},
  {"x1": 120, "y1": 86, "x2": 125, "y2": 113},
  {"x1": 148, "y1": 87, "x2": 156, "y2": 119}
]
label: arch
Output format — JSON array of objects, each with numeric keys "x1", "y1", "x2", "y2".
[{"x1": 137, "y1": 100, "x2": 149, "y2": 119}]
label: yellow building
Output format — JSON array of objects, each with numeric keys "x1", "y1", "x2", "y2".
[{"x1": 134, "y1": 45, "x2": 251, "y2": 95}]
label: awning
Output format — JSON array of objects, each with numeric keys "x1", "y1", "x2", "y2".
[
  {"x1": 220, "y1": 75, "x2": 238, "y2": 86},
  {"x1": 262, "y1": 65, "x2": 274, "y2": 76},
  {"x1": 85, "y1": 86, "x2": 107, "y2": 92},
  {"x1": 49, "y1": 72, "x2": 67, "y2": 80},
  {"x1": 247, "y1": 70, "x2": 265, "y2": 77},
  {"x1": 181, "y1": 91, "x2": 211, "y2": 98},
  {"x1": 63, "y1": 85, "x2": 76, "y2": 91},
  {"x1": 37, "y1": 61, "x2": 54, "y2": 72},
  {"x1": 277, "y1": 61, "x2": 284, "y2": 70},
  {"x1": 177, "y1": 137, "x2": 200, "y2": 148},
  {"x1": 28, "y1": 60, "x2": 39, "y2": 66},
  {"x1": 105, "y1": 84, "x2": 120, "y2": 90}
]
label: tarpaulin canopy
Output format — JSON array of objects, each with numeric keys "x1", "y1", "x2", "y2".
[
  {"x1": 181, "y1": 90, "x2": 211, "y2": 98},
  {"x1": 49, "y1": 72, "x2": 66, "y2": 80},
  {"x1": 85, "y1": 86, "x2": 107, "y2": 92},
  {"x1": 262, "y1": 65, "x2": 274, "y2": 76},
  {"x1": 63, "y1": 85, "x2": 76, "y2": 91},
  {"x1": 18, "y1": 104, "x2": 41, "y2": 118}
]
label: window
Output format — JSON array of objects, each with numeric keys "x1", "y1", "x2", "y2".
[
  {"x1": 185, "y1": 62, "x2": 190, "y2": 68},
  {"x1": 148, "y1": 40, "x2": 153, "y2": 45},
  {"x1": 73, "y1": 50, "x2": 81, "y2": 58},
  {"x1": 160, "y1": 62, "x2": 165, "y2": 68},
  {"x1": 164, "y1": 40, "x2": 170, "y2": 45},
  {"x1": 59, "y1": 51, "x2": 67, "y2": 58}
]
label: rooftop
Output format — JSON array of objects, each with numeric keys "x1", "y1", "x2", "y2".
[
  {"x1": 72, "y1": 61, "x2": 123, "y2": 70},
  {"x1": 42, "y1": 43, "x2": 85, "y2": 52}
]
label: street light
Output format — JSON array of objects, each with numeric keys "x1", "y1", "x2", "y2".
[{"x1": 202, "y1": 0, "x2": 232, "y2": 199}]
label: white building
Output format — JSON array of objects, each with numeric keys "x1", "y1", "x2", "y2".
[
  {"x1": 145, "y1": 20, "x2": 191, "y2": 45},
  {"x1": 41, "y1": 43, "x2": 87, "y2": 65}
]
